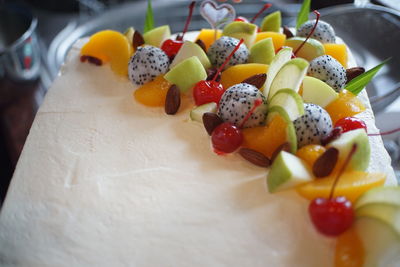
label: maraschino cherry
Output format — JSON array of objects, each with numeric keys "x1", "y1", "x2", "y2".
[
  {"x1": 161, "y1": 1, "x2": 195, "y2": 59},
  {"x1": 308, "y1": 144, "x2": 357, "y2": 236},
  {"x1": 334, "y1": 117, "x2": 367, "y2": 133},
  {"x1": 193, "y1": 39, "x2": 245, "y2": 106},
  {"x1": 294, "y1": 10, "x2": 320, "y2": 56}
]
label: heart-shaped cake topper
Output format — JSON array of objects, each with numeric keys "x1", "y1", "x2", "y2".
[{"x1": 200, "y1": 0, "x2": 236, "y2": 29}]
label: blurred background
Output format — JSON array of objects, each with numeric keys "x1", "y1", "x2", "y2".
[{"x1": 0, "y1": 0, "x2": 399, "y2": 203}]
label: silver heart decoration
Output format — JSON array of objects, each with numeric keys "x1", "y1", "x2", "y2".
[{"x1": 200, "y1": 0, "x2": 236, "y2": 29}]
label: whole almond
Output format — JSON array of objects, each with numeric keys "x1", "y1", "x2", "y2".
[
  {"x1": 313, "y1": 147, "x2": 339, "y2": 178},
  {"x1": 132, "y1": 31, "x2": 145, "y2": 50},
  {"x1": 195, "y1": 39, "x2": 207, "y2": 53},
  {"x1": 283, "y1": 26, "x2": 294, "y2": 38},
  {"x1": 239, "y1": 148, "x2": 270, "y2": 167},
  {"x1": 165, "y1": 85, "x2": 181, "y2": 115},
  {"x1": 271, "y1": 142, "x2": 291, "y2": 161},
  {"x1": 346, "y1": 67, "x2": 365, "y2": 83},
  {"x1": 241, "y1": 73, "x2": 267, "y2": 89},
  {"x1": 202, "y1": 112, "x2": 223, "y2": 136}
]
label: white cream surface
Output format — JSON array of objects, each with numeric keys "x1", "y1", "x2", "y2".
[{"x1": 0, "y1": 32, "x2": 396, "y2": 267}]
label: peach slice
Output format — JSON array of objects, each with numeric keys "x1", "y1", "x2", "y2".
[
  {"x1": 255, "y1": 32, "x2": 286, "y2": 51},
  {"x1": 220, "y1": 63, "x2": 269, "y2": 90},
  {"x1": 134, "y1": 75, "x2": 172, "y2": 107},
  {"x1": 325, "y1": 90, "x2": 366, "y2": 124},
  {"x1": 81, "y1": 30, "x2": 132, "y2": 76},
  {"x1": 296, "y1": 171, "x2": 386, "y2": 203},
  {"x1": 324, "y1": 43, "x2": 348, "y2": 68},
  {"x1": 195, "y1": 29, "x2": 222, "y2": 51},
  {"x1": 335, "y1": 227, "x2": 365, "y2": 267}
]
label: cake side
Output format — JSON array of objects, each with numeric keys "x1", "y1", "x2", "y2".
[{"x1": 0, "y1": 33, "x2": 396, "y2": 267}]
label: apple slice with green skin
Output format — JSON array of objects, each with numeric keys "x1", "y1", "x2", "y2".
[
  {"x1": 171, "y1": 41, "x2": 211, "y2": 69},
  {"x1": 222, "y1": 21, "x2": 257, "y2": 48},
  {"x1": 267, "y1": 150, "x2": 313, "y2": 193},
  {"x1": 164, "y1": 56, "x2": 207, "y2": 93},
  {"x1": 263, "y1": 47, "x2": 293, "y2": 97},
  {"x1": 260, "y1": 11, "x2": 281, "y2": 32},
  {"x1": 355, "y1": 217, "x2": 400, "y2": 267},
  {"x1": 327, "y1": 129, "x2": 370, "y2": 172},
  {"x1": 190, "y1": 102, "x2": 217, "y2": 122},
  {"x1": 356, "y1": 203, "x2": 400, "y2": 236},
  {"x1": 143, "y1": 25, "x2": 171, "y2": 47},
  {"x1": 269, "y1": 89, "x2": 304, "y2": 121},
  {"x1": 356, "y1": 186, "x2": 400, "y2": 210},
  {"x1": 124, "y1": 27, "x2": 135, "y2": 46},
  {"x1": 285, "y1": 37, "x2": 325, "y2": 61},
  {"x1": 302, "y1": 76, "x2": 339, "y2": 108},
  {"x1": 266, "y1": 106, "x2": 297, "y2": 153},
  {"x1": 267, "y1": 58, "x2": 309, "y2": 101},
  {"x1": 249, "y1": 38, "x2": 275, "y2": 65}
]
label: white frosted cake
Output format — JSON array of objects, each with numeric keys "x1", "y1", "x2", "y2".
[{"x1": 0, "y1": 28, "x2": 396, "y2": 267}]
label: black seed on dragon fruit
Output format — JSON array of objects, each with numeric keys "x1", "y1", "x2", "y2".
[
  {"x1": 128, "y1": 46, "x2": 170, "y2": 86},
  {"x1": 307, "y1": 55, "x2": 347, "y2": 92},
  {"x1": 218, "y1": 83, "x2": 267, "y2": 128},
  {"x1": 207, "y1": 36, "x2": 249, "y2": 70},
  {"x1": 297, "y1": 20, "x2": 336, "y2": 44},
  {"x1": 293, "y1": 103, "x2": 333, "y2": 148}
]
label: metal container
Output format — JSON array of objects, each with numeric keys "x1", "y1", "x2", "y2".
[{"x1": 0, "y1": 4, "x2": 41, "y2": 81}]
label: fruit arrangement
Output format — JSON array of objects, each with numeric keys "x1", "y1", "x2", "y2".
[{"x1": 79, "y1": 0, "x2": 399, "y2": 265}]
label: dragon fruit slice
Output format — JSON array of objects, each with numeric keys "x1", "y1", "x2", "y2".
[{"x1": 207, "y1": 36, "x2": 249, "y2": 70}]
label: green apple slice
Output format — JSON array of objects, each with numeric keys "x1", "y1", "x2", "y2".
[
  {"x1": 190, "y1": 102, "x2": 217, "y2": 122},
  {"x1": 171, "y1": 41, "x2": 211, "y2": 69},
  {"x1": 143, "y1": 25, "x2": 171, "y2": 47},
  {"x1": 260, "y1": 11, "x2": 281, "y2": 32},
  {"x1": 249, "y1": 38, "x2": 275, "y2": 65},
  {"x1": 222, "y1": 21, "x2": 257, "y2": 48},
  {"x1": 356, "y1": 203, "x2": 400, "y2": 236},
  {"x1": 164, "y1": 56, "x2": 207, "y2": 93},
  {"x1": 302, "y1": 76, "x2": 339, "y2": 108},
  {"x1": 266, "y1": 106, "x2": 297, "y2": 153},
  {"x1": 355, "y1": 186, "x2": 400, "y2": 210},
  {"x1": 327, "y1": 129, "x2": 370, "y2": 172},
  {"x1": 267, "y1": 151, "x2": 313, "y2": 193},
  {"x1": 263, "y1": 47, "x2": 293, "y2": 97},
  {"x1": 268, "y1": 58, "x2": 309, "y2": 101},
  {"x1": 355, "y1": 217, "x2": 400, "y2": 267},
  {"x1": 269, "y1": 89, "x2": 304, "y2": 121},
  {"x1": 124, "y1": 27, "x2": 135, "y2": 46},
  {"x1": 285, "y1": 37, "x2": 325, "y2": 61}
]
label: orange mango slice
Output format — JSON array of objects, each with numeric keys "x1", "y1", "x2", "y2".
[
  {"x1": 81, "y1": 30, "x2": 132, "y2": 76},
  {"x1": 242, "y1": 114, "x2": 288, "y2": 159},
  {"x1": 195, "y1": 29, "x2": 222, "y2": 51},
  {"x1": 296, "y1": 145, "x2": 326, "y2": 168},
  {"x1": 324, "y1": 43, "x2": 348, "y2": 68},
  {"x1": 134, "y1": 75, "x2": 172, "y2": 107},
  {"x1": 255, "y1": 32, "x2": 286, "y2": 51},
  {"x1": 335, "y1": 227, "x2": 365, "y2": 267},
  {"x1": 296, "y1": 171, "x2": 386, "y2": 203},
  {"x1": 220, "y1": 63, "x2": 269, "y2": 90},
  {"x1": 325, "y1": 90, "x2": 366, "y2": 124}
]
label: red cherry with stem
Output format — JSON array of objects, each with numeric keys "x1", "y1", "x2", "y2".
[
  {"x1": 211, "y1": 122, "x2": 243, "y2": 153},
  {"x1": 308, "y1": 144, "x2": 357, "y2": 236},
  {"x1": 193, "y1": 39, "x2": 245, "y2": 105},
  {"x1": 294, "y1": 10, "x2": 320, "y2": 56},
  {"x1": 161, "y1": 1, "x2": 195, "y2": 58},
  {"x1": 235, "y1": 16, "x2": 249, "y2": 23},
  {"x1": 334, "y1": 117, "x2": 367, "y2": 133}
]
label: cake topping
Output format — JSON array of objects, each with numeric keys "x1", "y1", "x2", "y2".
[
  {"x1": 238, "y1": 147, "x2": 271, "y2": 167},
  {"x1": 211, "y1": 122, "x2": 243, "y2": 154},
  {"x1": 165, "y1": 84, "x2": 181, "y2": 115},
  {"x1": 297, "y1": 19, "x2": 336, "y2": 44},
  {"x1": 207, "y1": 36, "x2": 249, "y2": 70}
]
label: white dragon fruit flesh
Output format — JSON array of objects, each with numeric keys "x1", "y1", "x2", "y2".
[
  {"x1": 128, "y1": 46, "x2": 169, "y2": 86},
  {"x1": 207, "y1": 36, "x2": 249, "y2": 70},
  {"x1": 297, "y1": 20, "x2": 336, "y2": 44},
  {"x1": 307, "y1": 55, "x2": 347, "y2": 92},
  {"x1": 218, "y1": 83, "x2": 267, "y2": 128},
  {"x1": 293, "y1": 103, "x2": 333, "y2": 148}
]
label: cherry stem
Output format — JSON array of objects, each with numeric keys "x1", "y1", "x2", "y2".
[
  {"x1": 294, "y1": 10, "x2": 320, "y2": 56},
  {"x1": 368, "y1": 127, "x2": 400, "y2": 136},
  {"x1": 239, "y1": 99, "x2": 262, "y2": 128},
  {"x1": 250, "y1": 3, "x2": 272, "y2": 23},
  {"x1": 212, "y1": 39, "x2": 245, "y2": 82},
  {"x1": 177, "y1": 1, "x2": 196, "y2": 41},
  {"x1": 328, "y1": 144, "x2": 357, "y2": 199}
]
